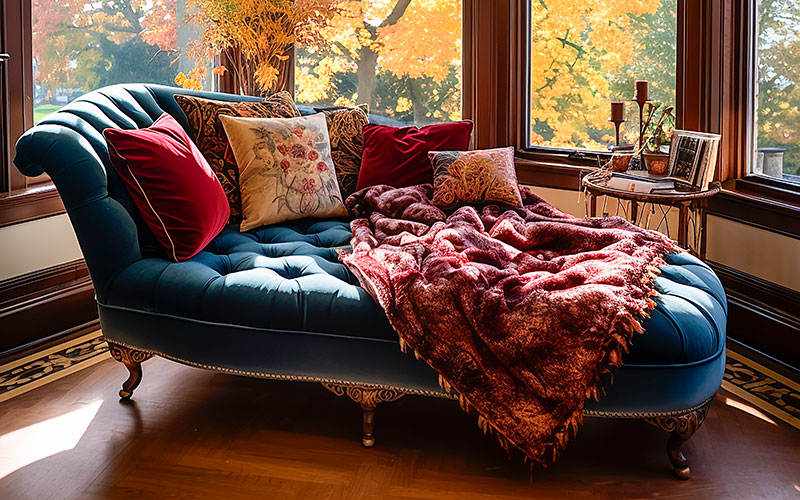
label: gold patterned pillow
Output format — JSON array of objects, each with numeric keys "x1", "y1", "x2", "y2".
[
  {"x1": 174, "y1": 92, "x2": 300, "y2": 221},
  {"x1": 430, "y1": 147, "x2": 523, "y2": 208},
  {"x1": 220, "y1": 113, "x2": 347, "y2": 231},
  {"x1": 318, "y1": 105, "x2": 369, "y2": 200}
]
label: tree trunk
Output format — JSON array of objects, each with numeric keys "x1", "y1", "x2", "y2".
[
  {"x1": 357, "y1": 45, "x2": 379, "y2": 109},
  {"x1": 408, "y1": 79, "x2": 427, "y2": 125}
]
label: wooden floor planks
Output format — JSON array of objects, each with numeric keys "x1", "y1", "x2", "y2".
[{"x1": 0, "y1": 356, "x2": 798, "y2": 500}]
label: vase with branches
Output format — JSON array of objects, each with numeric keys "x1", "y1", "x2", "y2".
[
  {"x1": 176, "y1": 0, "x2": 341, "y2": 96},
  {"x1": 638, "y1": 104, "x2": 675, "y2": 175}
]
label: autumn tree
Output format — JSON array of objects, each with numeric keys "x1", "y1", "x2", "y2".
[
  {"x1": 528, "y1": 0, "x2": 675, "y2": 149},
  {"x1": 295, "y1": 0, "x2": 462, "y2": 124},
  {"x1": 32, "y1": 0, "x2": 179, "y2": 95}
]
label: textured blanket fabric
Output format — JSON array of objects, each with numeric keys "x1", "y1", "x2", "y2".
[{"x1": 340, "y1": 184, "x2": 676, "y2": 466}]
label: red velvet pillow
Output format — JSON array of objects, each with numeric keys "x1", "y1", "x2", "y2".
[
  {"x1": 104, "y1": 113, "x2": 229, "y2": 262},
  {"x1": 356, "y1": 121, "x2": 473, "y2": 191}
]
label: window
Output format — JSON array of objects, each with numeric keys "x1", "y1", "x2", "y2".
[
  {"x1": 294, "y1": 0, "x2": 462, "y2": 126},
  {"x1": 754, "y1": 0, "x2": 800, "y2": 183},
  {"x1": 31, "y1": 0, "x2": 210, "y2": 124},
  {"x1": 526, "y1": 0, "x2": 677, "y2": 151}
]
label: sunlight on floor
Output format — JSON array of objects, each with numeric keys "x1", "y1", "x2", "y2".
[
  {"x1": 724, "y1": 397, "x2": 777, "y2": 426},
  {"x1": 0, "y1": 400, "x2": 102, "y2": 479}
]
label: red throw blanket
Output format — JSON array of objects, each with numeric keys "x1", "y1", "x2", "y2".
[{"x1": 340, "y1": 184, "x2": 676, "y2": 466}]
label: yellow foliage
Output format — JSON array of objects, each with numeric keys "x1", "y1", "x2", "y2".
[
  {"x1": 175, "y1": 70, "x2": 204, "y2": 90},
  {"x1": 529, "y1": 0, "x2": 661, "y2": 148},
  {"x1": 298, "y1": 0, "x2": 461, "y2": 105},
  {"x1": 395, "y1": 97, "x2": 412, "y2": 113}
]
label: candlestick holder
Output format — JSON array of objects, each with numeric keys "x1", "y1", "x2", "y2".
[
  {"x1": 609, "y1": 117, "x2": 625, "y2": 147},
  {"x1": 634, "y1": 98, "x2": 649, "y2": 151}
]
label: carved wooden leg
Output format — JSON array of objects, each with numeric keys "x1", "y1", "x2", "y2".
[
  {"x1": 645, "y1": 399, "x2": 712, "y2": 479},
  {"x1": 107, "y1": 342, "x2": 153, "y2": 400},
  {"x1": 322, "y1": 383, "x2": 406, "y2": 447}
]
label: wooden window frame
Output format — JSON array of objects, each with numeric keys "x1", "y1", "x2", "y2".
[
  {"x1": 497, "y1": 0, "x2": 800, "y2": 237},
  {"x1": 0, "y1": 0, "x2": 64, "y2": 228}
]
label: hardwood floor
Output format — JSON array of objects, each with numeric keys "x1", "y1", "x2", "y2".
[{"x1": 1, "y1": 357, "x2": 798, "y2": 500}]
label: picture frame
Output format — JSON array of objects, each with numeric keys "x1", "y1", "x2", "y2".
[{"x1": 666, "y1": 130, "x2": 721, "y2": 190}]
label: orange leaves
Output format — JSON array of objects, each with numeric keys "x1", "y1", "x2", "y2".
[
  {"x1": 175, "y1": 69, "x2": 205, "y2": 90},
  {"x1": 296, "y1": 0, "x2": 463, "y2": 111},
  {"x1": 141, "y1": 0, "x2": 177, "y2": 52}
]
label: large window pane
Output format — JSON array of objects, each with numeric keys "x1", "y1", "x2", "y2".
[
  {"x1": 295, "y1": 0, "x2": 462, "y2": 126},
  {"x1": 528, "y1": 0, "x2": 677, "y2": 150},
  {"x1": 32, "y1": 0, "x2": 208, "y2": 124},
  {"x1": 755, "y1": 0, "x2": 800, "y2": 181}
]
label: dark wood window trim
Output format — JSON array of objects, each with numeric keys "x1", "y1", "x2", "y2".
[
  {"x1": 0, "y1": 0, "x2": 64, "y2": 226},
  {"x1": 0, "y1": 183, "x2": 64, "y2": 228}
]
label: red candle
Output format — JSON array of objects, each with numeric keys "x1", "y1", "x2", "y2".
[
  {"x1": 635, "y1": 80, "x2": 649, "y2": 102},
  {"x1": 610, "y1": 101, "x2": 625, "y2": 122}
]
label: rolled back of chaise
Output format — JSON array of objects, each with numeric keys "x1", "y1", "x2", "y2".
[{"x1": 13, "y1": 84, "x2": 261, "y2": 303}]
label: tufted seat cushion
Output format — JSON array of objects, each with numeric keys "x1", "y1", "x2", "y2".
[
  {"x1": 105, "y1": 217, "x2": 725, "y2": 368},
  {"x1": 106, "y1": 219, "x2": 395, "y2": 341}
]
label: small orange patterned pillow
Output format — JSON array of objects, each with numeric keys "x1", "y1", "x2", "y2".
[{"x1": 430, "y1": 147, "x2": 522, "y2": 208}]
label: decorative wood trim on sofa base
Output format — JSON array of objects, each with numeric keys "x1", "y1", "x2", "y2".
[
  {"x1": 103, "y1": 338, "x2": 717, "y2": 478},
  {"x1": 107, "y1": 342, "x2": 152, "y2": 399},
  {"x1": 321, "y1": 382, "x2": 406, "y2": 447},
  {"x1": 645, "y1": 398, "x2": 713, "y2": 480}
]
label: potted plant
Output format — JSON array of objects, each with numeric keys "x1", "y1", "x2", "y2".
[
  {"x1": 640, "y1": 104, "x2": 675, "y2": 175},
  {"x1": 177, "y1": 0, "x2": 340, "y2": 95}
]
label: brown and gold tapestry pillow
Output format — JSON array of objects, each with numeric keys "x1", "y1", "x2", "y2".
[
  {"x1": 220, "y1": 113, "x2": 347, "y2": 231},
  {"x1": 174, "y1": 92, "x2": 300, "y2": 221},
  {"x1": 429, "y1": 146, "x2": 523, "y2": 209},
  {"x1": 317, "y1": 105, "x2": 369, "y2": 200}
]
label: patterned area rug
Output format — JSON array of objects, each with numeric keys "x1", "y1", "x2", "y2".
[
  {"x1": 0, "y1": 332, "x2": 109, "y2": 403},
  {"x1": 1, "y1": 331, "x2": 798, "y2": 429}
]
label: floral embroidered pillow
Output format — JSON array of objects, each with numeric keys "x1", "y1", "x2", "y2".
[
  {"x1": 220, "y1": 113, "x2": 347, "y2": 231},
  {"x1": 317, "y1": 105, "x2": 369, "y2": 200},
  {"x1": 174, "y1": 92, "x2": 300, "y2": 222},
  {"x1": 430, "y1": 147, "x2": 523, "y2": 209}
]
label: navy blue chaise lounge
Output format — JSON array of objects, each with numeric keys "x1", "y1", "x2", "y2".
[{"x1": 14, "y1": 84, "x2": 727, "y2": 479}]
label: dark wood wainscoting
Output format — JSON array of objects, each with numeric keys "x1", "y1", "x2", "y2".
[
  {"x1": 707, "y1": 261, "x2": 800, "y2": 373},
  {"x1": 0, "y1": 258, "x2": 98, "y2": 360}
]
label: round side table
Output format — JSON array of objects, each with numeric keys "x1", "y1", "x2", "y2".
[{"x1": 581, "y1": 171, "x2": 721, "y2": 258}]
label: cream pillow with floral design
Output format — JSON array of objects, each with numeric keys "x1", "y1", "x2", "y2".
[{"x1": 220, "y1": 113, "x2": 347, "y2": 231}]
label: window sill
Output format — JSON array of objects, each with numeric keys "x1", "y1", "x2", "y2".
[
  {"x1": 0, "y1": 183, "x2": 65, "y2": 228},
  {"x1": 709, "y1": 182, "x2": 800, "y2": 239}
]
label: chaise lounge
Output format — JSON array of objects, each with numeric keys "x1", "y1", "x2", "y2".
[{"x1": 14, "y1": 84, "x2": 727, "y2": 479}]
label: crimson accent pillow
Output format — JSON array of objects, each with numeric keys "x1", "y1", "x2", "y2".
[
  {"x1": 104, "y1": 113, "x2": 230, "y2": 262},
  {"x1": 355, "y1": 121, "x2": 473, "y2": 191}
]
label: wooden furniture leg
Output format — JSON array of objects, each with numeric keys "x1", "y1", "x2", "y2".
[
  {"x1": 677, "y1": 203, "x2": 689, "y2": 249},
  {"x1": 107, "y1": 341, "x2": 153, "y2": 399},
  {"x1": 322, "y1": 383, "x2": 406, "y2": 447},
  {"x1": 645, "y1": 399, "x2": 712, "y2": 479}
]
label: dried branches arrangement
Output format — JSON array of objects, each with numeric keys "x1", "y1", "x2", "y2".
[{"x1": 177, "y1": 0, "x2": 341, "y2": 95}]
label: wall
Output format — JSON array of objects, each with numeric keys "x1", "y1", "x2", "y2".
[{"x1": 0, "y1": 214, "x2": 83, "y2": 281}]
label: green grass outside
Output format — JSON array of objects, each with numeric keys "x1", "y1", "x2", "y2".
[{"x1": 33, "y1": 104, "x2": 63, "y2": 124}]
